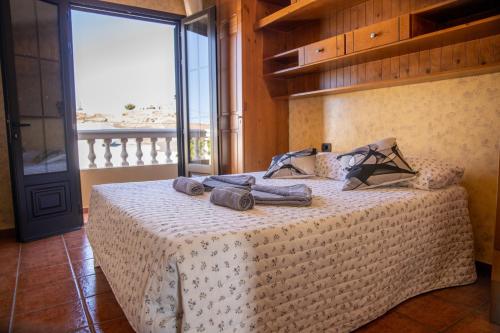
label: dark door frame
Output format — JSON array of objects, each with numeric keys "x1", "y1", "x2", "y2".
[
  {"x1": 1, "y1": 0, "x2": 88, "y2": 241},
  {"x1": 181, "y1": 6, "x2": 219, "y2": 176},
  {"x1": 0, "y1": 0, "x2": 186, "y2": 241},
  {"x1": 67, "y1": 0, "x2": 186, "y2": 176}
]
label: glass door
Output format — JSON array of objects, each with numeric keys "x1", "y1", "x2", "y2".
[
  {"x1": 1, "y1": 0, "x2": 83, "y2": 241},
  {"x1": 181, "y1": 7, "x2": 218, "y2": 176}
]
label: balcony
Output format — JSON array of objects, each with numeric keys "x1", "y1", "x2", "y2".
[{"x1": 77, "y1": 128, "x2": 209, "y2": 209}]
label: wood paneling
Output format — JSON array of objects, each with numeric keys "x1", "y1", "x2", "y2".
[
  {"x1": 492, "y1": 153, "x2": 500, "y2": 324},
  {"x1": 496, "y1": 154, "x2": 500, "y2": 251},
  {"x1": 217, "y1": 0, "x2": 289, "y2": 174},
  {"x1": 281, "y1": 0, "x2": 500, "y2": 95}
]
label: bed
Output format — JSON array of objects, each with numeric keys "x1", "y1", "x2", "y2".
[{"x1": 86, "y1": 172, "x2": 476, "y2": 333}]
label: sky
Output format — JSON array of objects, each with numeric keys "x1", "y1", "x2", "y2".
[{"x1": 71, "y1": 10, "x2": 177, "y2": 116}]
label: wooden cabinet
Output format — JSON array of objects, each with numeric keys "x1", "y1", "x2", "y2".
[
  {"x1": 304, "y1": 35, "x2": 338, "y2": 64},
  {"x1": 256, "y1": 0, "x2": 500, "y2": 98},
  {"x1": 353, "y1": 17, "x2": 399, "y2": 52},
  {"x1": 217, "y1": 0, "x2": 289, "y2": 174}
]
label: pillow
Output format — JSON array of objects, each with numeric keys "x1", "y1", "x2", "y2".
[
  {"x1": 263, "y1": 148, "x2": 316, "y2": 179},
  {"x1": 337, "y1": 138, "x2": 416, "y2": 190},
  {"x1": 315, "y1": 152, "x2": 346, "y2": 180},
  {"x1": 403, "y1": 157, "x2": 464, "y2": 189}
]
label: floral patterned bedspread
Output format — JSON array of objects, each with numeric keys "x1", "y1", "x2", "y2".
[{"x1": 86, "y1": 173, "x2": 476, "y2": 333}]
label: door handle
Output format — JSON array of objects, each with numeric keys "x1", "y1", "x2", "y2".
[{"x1": 11, "y1": 122, "x2": 31, "y2": 128}]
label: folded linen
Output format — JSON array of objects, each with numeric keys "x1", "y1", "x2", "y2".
[
  {"x1": 172, "y1": 177, "x2": 204, "y2": 196},
  {"x1": 203, "y1": 174, "x2": 256, "y2": 191},
  {"x1": 250, "y1": 184, "x2": 312, "y2": 206},
  {"x1": 210, "y1": 187, "x2": 255, "y2": 211}
]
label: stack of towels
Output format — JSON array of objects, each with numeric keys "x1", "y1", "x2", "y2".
[{"x1": 172, "y1": 175, "x2": 312, "y2": 211}]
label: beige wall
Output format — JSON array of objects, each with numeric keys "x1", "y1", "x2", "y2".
[
  {"x1": 80, "y1": 164, "x2": 178, "y2": 208},
  {"x1": 290, "y1": 72, "x2": 500, "y2": 264},
  {"x1": 100, "y1": 0, "x2": 185, "y2": 14}
]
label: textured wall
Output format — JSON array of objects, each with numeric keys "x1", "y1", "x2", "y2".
[{"x1": 290, "y1": 72, "x2": 500, "y2": 263}]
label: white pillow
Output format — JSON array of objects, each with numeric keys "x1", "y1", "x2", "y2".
[
  {"x1": 263, "y1": 148, "x2": 317, "y2": 179},
  {"x1": 315, "y1": 152, "x2": 345, "y2": 180},
  {"x1": 404, "y1": 157, "x2": 464, "y2": 189},
  {"x1": 338, "y1": 138, "x2": 417, "y2": 190}
]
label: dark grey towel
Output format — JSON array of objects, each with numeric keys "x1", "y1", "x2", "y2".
[
  {"x1": 173, "y1": 177, "x2": 204, "y2": 196},
  {"x1": 210, "y1": 187, "x2": 254, "y2": 211},
  {"x1": 203, "y1": 174, "x2": 256, "y2": 191},
  {"x1": 251, "y1": 184, "x2": 312, "y2": 206}
]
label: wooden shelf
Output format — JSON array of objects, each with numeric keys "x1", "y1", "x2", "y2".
[
  {"x1": 255, "y1": 0, "x2": 364, "y2": 30},
  {"x1": 263, "y1": 48, "x2": 300, "y2": 62},
  {"x1": 265, "y1": 15, "x2": 500, "y2": 78},
  {"x1": 284, "y1": 63, "x2": 500, "y2": 99}
]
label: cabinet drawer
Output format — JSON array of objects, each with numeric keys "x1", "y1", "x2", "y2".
[
  {"x1": 353, "y1": 17, "x2": 399, "y2": 52},
  {"x1": 304, "y1": 35, "x2": 337, "y2": 64}
]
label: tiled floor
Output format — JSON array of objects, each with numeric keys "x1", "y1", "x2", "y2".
[{"x1": 0, "y1": 222, "x2": 499, "y2": 333}]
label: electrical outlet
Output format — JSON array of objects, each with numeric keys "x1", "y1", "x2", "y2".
[{"x1": 321, "y1": 143, "x2": 332, "y2": 152}]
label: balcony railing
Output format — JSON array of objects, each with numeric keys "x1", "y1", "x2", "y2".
[{"x1": 77, "y1": 128, "x2": 208, "y2": 169}]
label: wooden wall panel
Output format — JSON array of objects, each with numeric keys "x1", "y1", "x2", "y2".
[{"x1": 285, "y1": 0, "x2": 500, "y2": 96}]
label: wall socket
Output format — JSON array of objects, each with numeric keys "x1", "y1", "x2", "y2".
[{"x1": 321, "y1": 143, "x2": 332, "y2": 152}]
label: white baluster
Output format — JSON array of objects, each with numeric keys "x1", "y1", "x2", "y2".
[
  {"x1": 87, "y1": 139, "x2": 97, "y2": 169},
  {"x1": 103, "y1": 138, "x2": 113, "y2": 167},
  {"x1": 166, "y1": 137, "x2": 172, "y2": 163},
  {"x1": 120, "y1": 138, "x2": 129, "y2": 167},
  {"x1": 150, "y1": 137, "x2": 158, "y2": 164},
  {"x1": 194, "y1": 137, "x2": 200, "y2": 160},
  {"x1": 136, "y1": 138, "x2": 144, "y2": 165}
]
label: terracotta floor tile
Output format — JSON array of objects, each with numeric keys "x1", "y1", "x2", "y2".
[
  {"x1": 20, "y1": 249, "x2": 68, "y2": 271},
  {"x1": 77, "y1": 271, "x2": 111, "y2": 297},
  {"x1": 13, "y1": 301, "x2": 88, "y2": 333},
  {"x1": 396, "y1": 294, "x2": 472, "y2": 331},
  {"x1": 444, "y1": 311, "x2": 500, "y2": 333},
  {"x1": 64, "y1": 234, "x2": 90, "y2": 249},
  {"x1": 85, "y1": 292, "x2": 124, "y2": 324},
  {"x1": 355, "y1": 311, "x2": 436, "y2": 333},
  {"x1": 0, "y1": 316, "x2": 10, "y2": 333},
  {"x1": 94, "y1": 317, "x2": 135, "y2": 333},
  {"x1": 0, "y1": 254, "x2": 20, "y2": 274},
  {"x1": 63, "y1": 228, "x2": 86, "y2": 239},
  {"x1": 21, "y1": 236, "x2": 65, "y2": 252},
  {"x1": 15, "y1": 278, "x2": 79, "y2": 315},
  {"x1": 68, "y1": 245, "x2": 94, "y2": 262},
  {"x1": 17, "y1": 263, "x2": 72, "y2": 291},
  {"x1": 0, "y1": 272, "x2": 17, "y2": 294},
  {"x1": 73, "y1": 258, "x2": 101, "y2": 278},
  {"x1": 432, "y1": 281, "x2": 490, "y2": 309},
  {"x1": 0, "y1": 290, "x2": 14, "y2": 319}
]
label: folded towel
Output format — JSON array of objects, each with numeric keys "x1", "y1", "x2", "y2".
[
  {"x1": 251, "y1": 184, "x2": 312, "y2": 206},
  {"x1": 210, "y1": 187, "x2": 255, "y2": 211},
  {"x1": 173, "y1": 177, "x2": 204, "y2": 196},
  {"x1": 203, "y1": 174, "x2": 256, "y2": 191}
]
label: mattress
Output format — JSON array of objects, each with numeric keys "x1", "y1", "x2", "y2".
[{"x1": 86, "y1": 173, "x2": 476, "y2": 333}]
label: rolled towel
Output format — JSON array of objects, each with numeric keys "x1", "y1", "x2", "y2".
[
  {"x1": 251, "y1": 184, "x2": 312, "y2": 207},
  {"x1": 203, "y1": 174, "x2": 256, "y2": 191},
  {"x1": 173, "y1": 177, "x2": 204, "y2": 196},
  {"x1": 210, "y1": 187, "x2": 254, "y2": 211}
]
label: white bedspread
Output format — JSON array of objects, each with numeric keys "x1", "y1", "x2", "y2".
[{"x1": 87, "y1": 173, "x2": 476, "y2": 333}]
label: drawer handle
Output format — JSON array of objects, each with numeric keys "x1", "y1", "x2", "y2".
[
  {"x1": 315, "y1": 47, "x2": 325, "y2": 53},
  {"x1": 370, "y1": 32, "x2": 378, "y2": 39}
]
